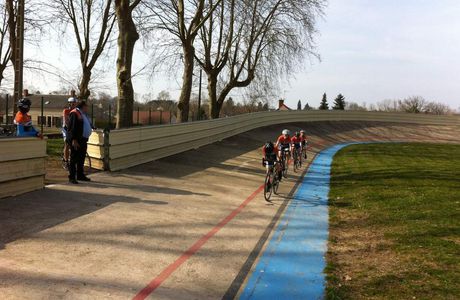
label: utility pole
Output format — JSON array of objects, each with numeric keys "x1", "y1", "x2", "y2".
[
  {"x1": 13, "y1": 0, "x2": 25, "y2": 106},
  {"x1": 197, "y1": 68, "x2": 202, "y2": 120}
]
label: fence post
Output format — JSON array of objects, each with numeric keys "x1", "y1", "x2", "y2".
[
  {"x1": 5, "y1": 94, "x2": 8, "y2": 125},
  {"x1": 91, "y1": 103, "x2": 94, "y2": 125},
  {"x1": 108, "y1": 104, "x2": 112, "y2": 129},
  {"x1": 103, "y1": 128, "x2": 110, "y2": 171},
  {"x1": 148, "y1": 107, "x2": 152, "y2": 125},
  {"x1": 40, "y1": 96, "x2": 44, "y2": 133}
]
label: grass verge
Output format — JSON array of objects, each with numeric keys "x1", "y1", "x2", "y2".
[
  {"x1": 47, "y1": 138, "x2": 64, "y2": 157},
  {"x1": 326, "y1": 143, "x2": 460, "y2": 300}
]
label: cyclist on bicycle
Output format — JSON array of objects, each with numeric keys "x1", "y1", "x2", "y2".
[
  {"x1": 14, "y1": 98, "x2": 40, "y2": 137},
  {"x1": 300, "y1": 129, "x2": 308, "y2": 159},
  {"x1": 291, "y1": 132, "x2": 303, "y2": 161},
  {"x1": 262, "y1": 141, "x2": 282, "y2": 181},
  {"x1": 275, "y1": 129, "x2": 291, "y2": 168},
  {"x1": 62, "y1": 96, "x2": 78, "y2": 165}
]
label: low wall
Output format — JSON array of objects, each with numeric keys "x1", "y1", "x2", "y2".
[
  {"x1": 87, "y1": 110, "x2": 460, "y2": 171},
  {"x1": 0, "y1": 137, "x2": 47, "y2": 199}
]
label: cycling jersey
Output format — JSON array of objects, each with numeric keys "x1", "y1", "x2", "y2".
[
  {"x1": 63, "y1": 108, "x2": 72, "y2": 129},
  {"x1": 276, "y1": 135, "x2": 291, "y2": 146},
  {"x1": 291, "y1": 136, "x2": 302, "y2": 148},
  {"x1": 14, "y1": 111, "x2": 32, "y2": 127},
  {"x1": 300, "y1": 135, "x2": 308, "y2": 146}
]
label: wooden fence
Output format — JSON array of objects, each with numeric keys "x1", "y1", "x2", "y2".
[
  {"x1": 0, "y1": 137, "x2": 46, "y2": 199},
  {"x1": 87, "y1": 110, "x2": 460, "y2": 172}
]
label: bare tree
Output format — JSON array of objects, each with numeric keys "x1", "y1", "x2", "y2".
[
  {"x1": 114, "y1": 0, "x2": 142, "y2": 129},
  {"x1": 424, "y1": 101, "x2": 452, "y2": 115},
  {"x1": 196, "y1": 0, "x2": 325, "y2": 118},
  {"x1": 143, "y1": 0, "x2": 222, "y2": 123},
  {"x1": 346, "y1": 102, "x2": 367, "y2": 111},
  {"x1": 376, "y1": 99, "x2": 399, "y2": 112},
  {"x1": 0, "y1": 4, "x2": 11, "y2": 87},
  {"x1": 399, "y1": 96, "x2": 427, "y2": 113},
  {"x1": 46, "y1": 0, "x2": 116, "y2": 100}
]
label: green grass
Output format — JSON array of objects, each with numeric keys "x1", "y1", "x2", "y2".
[
  {"x1": 326, "y1": 143, "x2": 460, "y2": 300},
  {"x1": 47, "y1": 138, "x2": 64, "y2": 157}
]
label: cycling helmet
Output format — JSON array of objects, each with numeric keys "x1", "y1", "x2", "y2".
[
  {"x1": 282, "y1": 129, "x2": 290, "y2": 136},
  {"x1": 295, "y1": 131, "x2": 300, "y2": 138},
  {"x1": 264, "y1": 141, "x2": 275, "y2": 153},
  {"x1": 300, "y1": 129, "x2": 306, "y2": 134},
  {"x1": 68, "y1": 97, "x2": 78, "y2": 103},
  {"x1": 17, "y1": 98, "x2": 32, "y2": 113}
]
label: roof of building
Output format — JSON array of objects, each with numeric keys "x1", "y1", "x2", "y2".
[
  {"x1": 276, "y1": 100, "x2": 292, "y2": 111},
  {"x1": 278, "y1": 103, "x2": 292, "y2": 110},
  {"x1": 27, "y1": 94, "x2": 70, "y2": 110}
]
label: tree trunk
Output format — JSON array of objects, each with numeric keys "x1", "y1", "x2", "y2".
[
  {"x1": 115, "y1": 0, "x2": 139, "y2": 129},
  {"x1": 177, "y1": 45, "x2": 195, "y2": 123},
  {"x1": 78, "y1": 67, "x2": 91, "y2": 100},
  {"x1": 207, "y1": 73, "x2": 219, "y2": 119},
  {"x1": 6, "y1": 0, "x2": 18, "y2": 113}
]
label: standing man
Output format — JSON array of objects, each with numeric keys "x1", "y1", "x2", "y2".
[{"x1": 67, "y1": 101, "x2": 92, "y2": 184}]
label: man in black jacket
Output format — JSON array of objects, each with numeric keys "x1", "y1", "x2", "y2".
[{"x1": 66, "y1": 101, "x2": 92, "y2": 184}]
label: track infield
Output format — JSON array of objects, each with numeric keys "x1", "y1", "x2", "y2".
[{"x1": 326, "y1": 143, "x2": 460, "y2": 299}]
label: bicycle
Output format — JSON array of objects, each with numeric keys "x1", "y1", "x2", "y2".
[
  {"x1": 0, "y1": 125, "x2": 16, "y2": 137},
  {"x1": 301, "y1": 142, "x2": 308, "y2": 161},
  {"x1": 60, "y1": 142, "x2": 92, "y2": 175},
  {"x1": 263, "y1": 159, "x2": 280, "y2": 202},
  {"x1": 293, "y1": 146, "x2": 302, "y2": 172},
  {"x1": 280, "y1": 147, "x2": 290, "y2": 178}
]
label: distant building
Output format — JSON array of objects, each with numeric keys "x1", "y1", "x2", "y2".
[
  {"x1": 7, "y1": 91, "x2": 70, "y2": 128},
  {"x1": 277, "y1": 99, "x2": 292, "y2": 111},
  {"x1": 132, "y1": 110, "x2": 177, "y2": 125}
]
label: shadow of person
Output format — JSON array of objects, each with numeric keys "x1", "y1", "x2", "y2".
[{"x1": 0, "y1": 187, "x2": 168, "y2": 248}]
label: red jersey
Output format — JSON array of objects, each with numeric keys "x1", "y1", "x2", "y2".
[
  {"x1": 276, "y1": 135, "x2": 291, "y2": 146},
  {"x1": 291, "y1": 136, "x2": 302, "y2": 144},
  {"x1": 63, "y1": 108, "x2": 72, "y2": 127}
]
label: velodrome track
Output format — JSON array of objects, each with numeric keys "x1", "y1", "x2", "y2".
[{"x1": 1, "y1": 121, "x2": 460, "y2": 299}]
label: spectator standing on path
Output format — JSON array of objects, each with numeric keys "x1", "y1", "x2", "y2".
[{"x1": 67, "y1": 101, "x2": 92, "y2": 184}]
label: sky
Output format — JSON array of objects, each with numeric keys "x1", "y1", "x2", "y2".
[{"x1": 19, "y1": 0, "x2": 460, "y2": 110}]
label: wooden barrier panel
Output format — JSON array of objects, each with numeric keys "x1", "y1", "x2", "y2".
[
  {"x1": 86, "y1": 110, "x2": 460, "y2": 171},
  {"x1": 0, "y1": 137, "x2": 46, "y2": 199}
]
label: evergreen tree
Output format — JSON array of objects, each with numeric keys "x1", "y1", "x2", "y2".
[
  {"x1": 297, "y1": 100, "x2": 302, "y2": 110},
  {"x1": 303, "y1": 102, "x2": 312, "y2": 110},
  {"x1": 319, "y1": 93, "x2": 329, "y2": 110},
  {"x1": 333, "y1": 94, "x2": 346, "y2": 110}
]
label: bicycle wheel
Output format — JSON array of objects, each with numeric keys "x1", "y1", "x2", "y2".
[
  {"x1": 296, "y1": 150, "x2": 302, "y2": 169},
  {"x1": 273, "y1": 172, "x2": 280, "y2": 195},
  {"x1": 264, "y1": 172, "x2": 273, "y2": 201},
  {"x1": 84, "y1": 152, "x2": 92, "y2": 175},
  {"x1": 282, "y1": 157, "x2": 288, "y2": 178}
]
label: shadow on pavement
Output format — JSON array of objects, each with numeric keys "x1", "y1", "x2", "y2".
[{"x1": 0, "y1": 187, "x2": 168, "y2": 249}]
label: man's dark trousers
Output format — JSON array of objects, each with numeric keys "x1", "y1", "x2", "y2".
[{"x1": 69, "y1": 138, "x2": 88, "y2": 180}]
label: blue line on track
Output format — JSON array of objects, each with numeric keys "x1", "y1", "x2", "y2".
[{"x1": 239, "y1": 143, "x2": 356, "y2": 300}]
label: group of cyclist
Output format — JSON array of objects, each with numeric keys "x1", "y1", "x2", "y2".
[{"x1": 262, "y1": 129, "x2": 309, "y2": 182}]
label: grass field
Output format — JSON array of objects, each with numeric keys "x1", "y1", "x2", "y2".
[
  {"x1": 326, "y1": 143, "x2": 460, "y2": 300},
  {"x1": 47, "y1": 138, "x2": 64, "y2": 157}
]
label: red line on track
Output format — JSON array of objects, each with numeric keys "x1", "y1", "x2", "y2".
[{"x1": 132, "y1": 185, "x2": 265, "y2": 300}]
